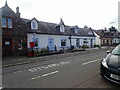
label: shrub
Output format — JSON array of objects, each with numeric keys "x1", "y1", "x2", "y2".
[
  {"x1": 82, "y1": 45, "x2": 89, "y2": 48},
  {"x1": 40, "y1": 48, "x2": 48, "y2": 54},
  {"x1": 94, "y1": 44, "x2": 99, "y2": 47}
]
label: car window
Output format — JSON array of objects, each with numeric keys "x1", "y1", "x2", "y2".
[{"x1": 111, "y1": 45, "x2": 120, "y2": 55}]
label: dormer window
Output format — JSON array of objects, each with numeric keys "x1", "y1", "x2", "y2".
[
  {"x1": 60, "y1": 25, "x2": 65, "y2": 32},
  {"x1": 75, "y1": 29, "x2": 78, "y2": 34},
  {"x1": 31, "y1": 19, "x2": 38, "y2": 30},
  {"x1": 88, "y1": 32, "x2": 93, "y2": 35},
  {"x1": 32, "y1": 22, "x2": 37, "y2": 29}
]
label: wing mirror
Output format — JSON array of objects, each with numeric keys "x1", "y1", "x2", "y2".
[{"x1": 106, "y1": 51, "x2": 111, "y2": 54}]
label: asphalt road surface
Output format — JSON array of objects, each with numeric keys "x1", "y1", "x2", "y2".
[{"x1": 2, "y1": 49, "x2": 120, "y2": 88}]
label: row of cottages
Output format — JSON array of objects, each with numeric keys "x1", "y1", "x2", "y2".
[
  {"x1": 93, "y1": 27, "x2": 120, "y2": 46},
  {"x1": 1, "y1": 3, "x2": 96, "y2": 56},
  {"x1": 23, "y1": 18, "x2": 96, "y2": 51}
]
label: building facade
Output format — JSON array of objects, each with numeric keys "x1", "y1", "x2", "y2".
[
  {"x1": 93, "y1": 28, "x2": 120, "y2": 46},
  {"x1": 1, "y1": 3, "x2": 29, "y2": 56},
  {"x1": 24, "y1": 18, "x2": 96, "y2": 51},
  {"x1": 1, "y1": 3, "x2": 96, "y2": 56}
]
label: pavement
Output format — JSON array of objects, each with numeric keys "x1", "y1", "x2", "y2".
[{"x1": 2, "y1": 47, "x2": 114, "y2": 68}]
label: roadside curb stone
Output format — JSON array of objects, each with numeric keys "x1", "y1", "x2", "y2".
[{"x1": 2, "y1": 47, "x2": 114, "y2": 68}]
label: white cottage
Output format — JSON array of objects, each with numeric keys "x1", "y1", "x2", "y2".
[{"x1": 23, "y1": 18, "x2": 96, "y2": 51}]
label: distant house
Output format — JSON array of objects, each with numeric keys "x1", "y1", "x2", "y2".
[
  {"x1": 93, "y1": 27, "x2": 120, "y2": 46},
  {"x1": 1, "y1": 3, "x2": 30, "y2": 56},
  {"x1": 1, "y1": 2, "x2": 96, "y2": 56}
]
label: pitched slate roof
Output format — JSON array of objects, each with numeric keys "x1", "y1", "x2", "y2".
[
  {"x1": 2, "y1": 3, "x2": 96, "y2": 37},
  {"x1": 22, "y1": 18, "x2": 96, "y2": 37},
  {"x1": 93, "y1": 29, "x2": 120, "y2": 38}
]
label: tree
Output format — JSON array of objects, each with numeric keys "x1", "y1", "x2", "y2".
[{"x1": 109, "y1": 26, "x2": 117, "y2": 32}]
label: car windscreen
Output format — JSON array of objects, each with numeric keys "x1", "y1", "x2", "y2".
[{"x1": 111, "y1": 45, "x2": 120, "y2": 55}]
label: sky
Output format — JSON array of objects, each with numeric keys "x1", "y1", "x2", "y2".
[{"x1": 0, "y1": 0, "x2": 119, "y2": 30}]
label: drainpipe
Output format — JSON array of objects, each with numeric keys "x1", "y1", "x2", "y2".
[{"x1": 68, "y1": 35, "x2": 72, "y2": 48}]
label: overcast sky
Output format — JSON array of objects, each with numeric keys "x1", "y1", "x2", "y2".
[{"x1": 0, "y1": 0, "x2": 119, "y2": 29}]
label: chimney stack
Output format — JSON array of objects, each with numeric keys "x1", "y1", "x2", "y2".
[{"x1": 16, "y1": 7, "x2": 20, "y2": 18}]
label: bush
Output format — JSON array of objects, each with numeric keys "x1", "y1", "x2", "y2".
[
  {"x1": 82, "y1": 45, "x2": 89, "y2": 48},
  {"x1": 94, "y1": 44, "x2": 99, "y2": 47},
  {"x1": 71, "y1": 46, "x2": 75, "y2": 50},
  {"x1": 40, "y1": 48, "x2": 48, "y2": 54}
]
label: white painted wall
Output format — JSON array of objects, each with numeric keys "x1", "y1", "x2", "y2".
[
  {"x1": 27, "y1": 34, "x2": 70, "y2": 50},
  {"x1": 27, "y1": 33, "x2": 96, "y2": 50},
  {"x1": 93, "y1": 32, "x2": 101, "y2": 46},
  {"x1": 113, "y1": 38, "x2": 120, "y2": 43}
]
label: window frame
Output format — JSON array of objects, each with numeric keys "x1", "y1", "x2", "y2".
[
  {"x1": 2, "y1": 17, "x2": 13, "y2": 28},
  {"x1": 8, "y1": 18, "x2": 12, "y2": 28},
  {"x1": 61, "y1": 39, "x2": 66, "y2": 47},
  {"x1": 33, "y1": 38, "x2": 39, "y2": 47},
  {"x1": 2, "y1": 18, "x2": 7, "y2": 28},
  {"x1": 32, "y1": 22, "x2": 37, "y2": 29},
  {"x1": 60, "y1": 25, "x2": 65, "y2": 32}
]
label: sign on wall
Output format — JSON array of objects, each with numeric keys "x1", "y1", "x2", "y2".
[{"x1": 5, "y1": 41, "x2": 10, "y2": 45}]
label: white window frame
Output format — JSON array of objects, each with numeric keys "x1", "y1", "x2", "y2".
[
  {"x1": 8, "y1": 18, "x2": 12, "y2": 28},
  {"x1": 60, "y1": 25, "x2": 65, "y2": 32},
  {"x1": 32, "y1": 22, "x2": 36, "y2": 29},
  {"x1": 75, "y1": 29, "x2": 78, "y2": 33},
  {"x1": 61, "y1": 39, "x2": 66, "y2": 47},
  {"x1": 2, "y1": 18, "x2": 6, "y2": 28}
]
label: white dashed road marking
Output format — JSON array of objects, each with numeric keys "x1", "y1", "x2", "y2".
[
  {"x1": 82, "y1": 58, "x2": 102, "y2": 65},
  {"x1": 29, "y1": 61, "x2": 70, "y2": 72},
  {"x1": 31, "y1": 71, "x2": 59, "y2": 80},
  {"x1": 13, "y1": 70, "x2": 26, "y2": 73}
]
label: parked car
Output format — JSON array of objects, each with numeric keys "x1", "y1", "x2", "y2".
[{"x1": 100, "y1": 44, "x2": 120, "y2": 84}]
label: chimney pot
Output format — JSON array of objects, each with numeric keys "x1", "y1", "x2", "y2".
[{"x1": 16, "y1": 7, "x2": 20, "y2": 18}]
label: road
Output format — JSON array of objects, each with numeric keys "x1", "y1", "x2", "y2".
[{"x1": 2, "y1": 49, "x2": 120, "y2": 88}]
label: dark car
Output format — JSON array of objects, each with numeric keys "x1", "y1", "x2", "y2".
[{"x1": 100, "y1": 45, "x2": 120, "y2": 84}]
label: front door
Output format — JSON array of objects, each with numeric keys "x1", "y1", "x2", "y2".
[
  {"x1": 48, "y1": 39, "x2": 54, "y2": 51},
  {"x1": 2, "y1": 38, "x2": 13, "y2": 56},
  {"x1": 76, "y1": 38, "x2": 80, "y2": 47},
  {"x1": 90, "y1": 39, "x2": 93, "y2": 48}
]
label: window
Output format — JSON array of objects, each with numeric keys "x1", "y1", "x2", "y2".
[
  {"x1": 8, "y1": 19, "x2": 12, "y2": 28},
  {"x1": 2, "y1": 18, "x2": 6, "y2": 28},
  {"x1": 76, "y1": 39, "x2": 79, "y2": 47},
  {"x1": 2, "y1": 18, "x2": 13, "y2": 28},
  {"x1": 88, "y1": 32, "x2": 93, "y2": 35},
  {"x1": 60, "y1": 25, "x2": 65, "y2": 32},
  {"x1": 75, "y1": 29, "x2": 78, "y2": 33},
  {"x1": 33, "y1": 38, "x2": 38, "y2": 47},
  {"x1": 61, "y1": 39, "x2": 66, "y2": 46},
  {"x1": 18, "y1": 40, "x2": 23, "y2": 50},
  {"x1": 32, "y1": 22, "x2": 36, "y2": 29}
]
